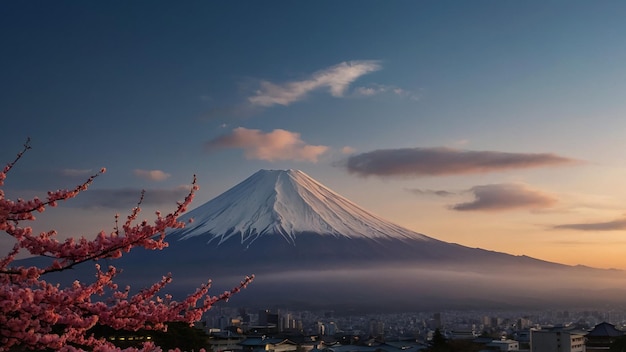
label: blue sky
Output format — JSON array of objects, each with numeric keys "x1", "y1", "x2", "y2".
[{"x1": 3, "y1": 1, "x2": 626, "y2": 268}]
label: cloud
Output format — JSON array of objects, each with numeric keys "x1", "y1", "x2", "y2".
[
  {"x1": 205, "y1": 127, "x2": 329, "y2": 162},
  {"x1": 450, "y1": 183, "x2": 557, "y2": 212},
  {"x1": 354, "y1": 86, "x2": 381, "y2": 97},
  {"x1": 552, "y1": 217, "x2": 626, "y2": 231},
  {"x1": 342, "y1": 147, "x2": 578, "y2": 177},
  {"x1": 72, "y1": 186, "x2": 191, "y2": 209},
  {"x1": 341, "y1": 146, "x2": 356, "y2": 155},
  {"x1": 354, "y1": 84, "x2": 420, "y2": 100},
  {"x1": 248, "y1": 60, "x2": 381, "y2": 107},
  {"x1": 133, "y1": 169, "x2": 171, "y2": 182},
  {"x1": 406, "y1": 188, "x2": 456, "y2": 197}
]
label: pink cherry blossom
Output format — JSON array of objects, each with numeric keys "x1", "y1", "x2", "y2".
[{"x1": 0, "y1": 140, "x2": 253, "y2": 351}]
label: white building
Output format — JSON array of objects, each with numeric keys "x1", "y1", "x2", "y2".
[{"x1": 530, "y1": 329, "x2": 585, "y2": 352}]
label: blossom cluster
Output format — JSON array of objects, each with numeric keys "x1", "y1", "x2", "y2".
[{"x1": 0, "y1": 141, "x2": 253, "y2": 351}]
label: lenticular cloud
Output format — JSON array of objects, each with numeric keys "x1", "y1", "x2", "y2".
[{"x1": 344, "y1": 147, "x2": 578, "y2": 177}]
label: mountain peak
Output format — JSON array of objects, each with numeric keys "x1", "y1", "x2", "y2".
[{"x1": 174, "y1": 169, "x2": 432, "y2": 246}]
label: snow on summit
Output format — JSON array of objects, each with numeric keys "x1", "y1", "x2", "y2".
[{"x1": 175, "y1": 169, "x2": 432, "y2": 245}]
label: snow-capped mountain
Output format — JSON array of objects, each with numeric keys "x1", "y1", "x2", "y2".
[
  {"x1": 167, "y1": 169, "x2": 541, "y2": 271},
  {"x1": 174, "y1": 169, "x2": 431, "y2": 246},
  {"x1": 24, "y1": 169, "x2": 626, "y2": 310},
  {"x1": 163, "y1": 169, "x2": 561, "y2": 272}
]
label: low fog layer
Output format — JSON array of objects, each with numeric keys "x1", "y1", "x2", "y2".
[
  {"x1": 211, "y1": 265, "x2": 626, "y2": 311},
  {"x1": 32, "y1": 253, "x2": 626, "y2": 313}
]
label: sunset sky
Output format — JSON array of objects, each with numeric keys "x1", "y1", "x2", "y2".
[{"x1": 2, "y1": 1, "x2": 626, "y2": 269}]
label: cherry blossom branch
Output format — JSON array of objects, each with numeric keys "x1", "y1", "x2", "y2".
[
  {"x1": 0, "y1": 137, "x2": 31, "y2": 184},
  {"x1": 0, "y1": 175, "x2": 195, "y2": 276},
  {"x1": 0, "y1": 143, "x2": 253, "y2": 352},
  {"x1": 2, "y1": 168, "x2": 104, "y2": 223}
]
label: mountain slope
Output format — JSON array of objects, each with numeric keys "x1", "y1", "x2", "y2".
[{"x1": 174, "y1": 169, "x2": 433, "y2": 247}]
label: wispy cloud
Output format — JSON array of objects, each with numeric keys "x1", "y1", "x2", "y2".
[
  {"x1": 248, "y1": 61, "x2": 381, "y2": 107},
  {"x1": 342, "y1": 147, "x2": 578, "y2": 177},
  {"x1": 406, "y1": 188, "x2": 456, "y2": 197},
  {"x1": 552, "y1": 217, "x2": 626, "y2": 231},
  {"x1": 354, "y1": 86, "x2": 381, "y2": 97},
  {"x1": 353, "y1": 84, "x2": 420, "y2": 100},
  {"x1": 205, "y1": 127, "x2": 329, "y2": 162},
  {"x1": 133, "y1": 169, "x2": 171, "y2": 182},
  {"x1": 450, "y1": 183, "x2": 557, "y2": 212},
  {"x1": 72, "y1": 186, "x2": 191, "y2": 209}
]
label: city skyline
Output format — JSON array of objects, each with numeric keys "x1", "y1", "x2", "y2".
[{"x1": 2, "y1": 1, "x2": 626, "y2": 270}]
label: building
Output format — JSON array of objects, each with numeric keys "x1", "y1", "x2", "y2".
[
  {"x1": 585, "y1": 322, "x2": 624, "y2": 352},
  {"x1": 486, "y1": 339, "x2": 520, "y2": 351},
  {"x1": 530, "y1": 329, "x2": 585, "y2": 352},
  {"x1": 325, "y1": 321, "x2": 338, "y2": 336},
  {"x1": 259, "y1": 310, "x2": 280, "y2": 327},
  {"x1": 208, "y1": 330, "x2": 245, "y2": 352},
  {"x1": 239, "y1": 337, "x2": 298, "y2": 352},
  {"x1": 369, "y1": 319, "x2": 384, "y2": 338},
  {"x1": 449, "y1": 329, "x2": 477, "y2": 340}
]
